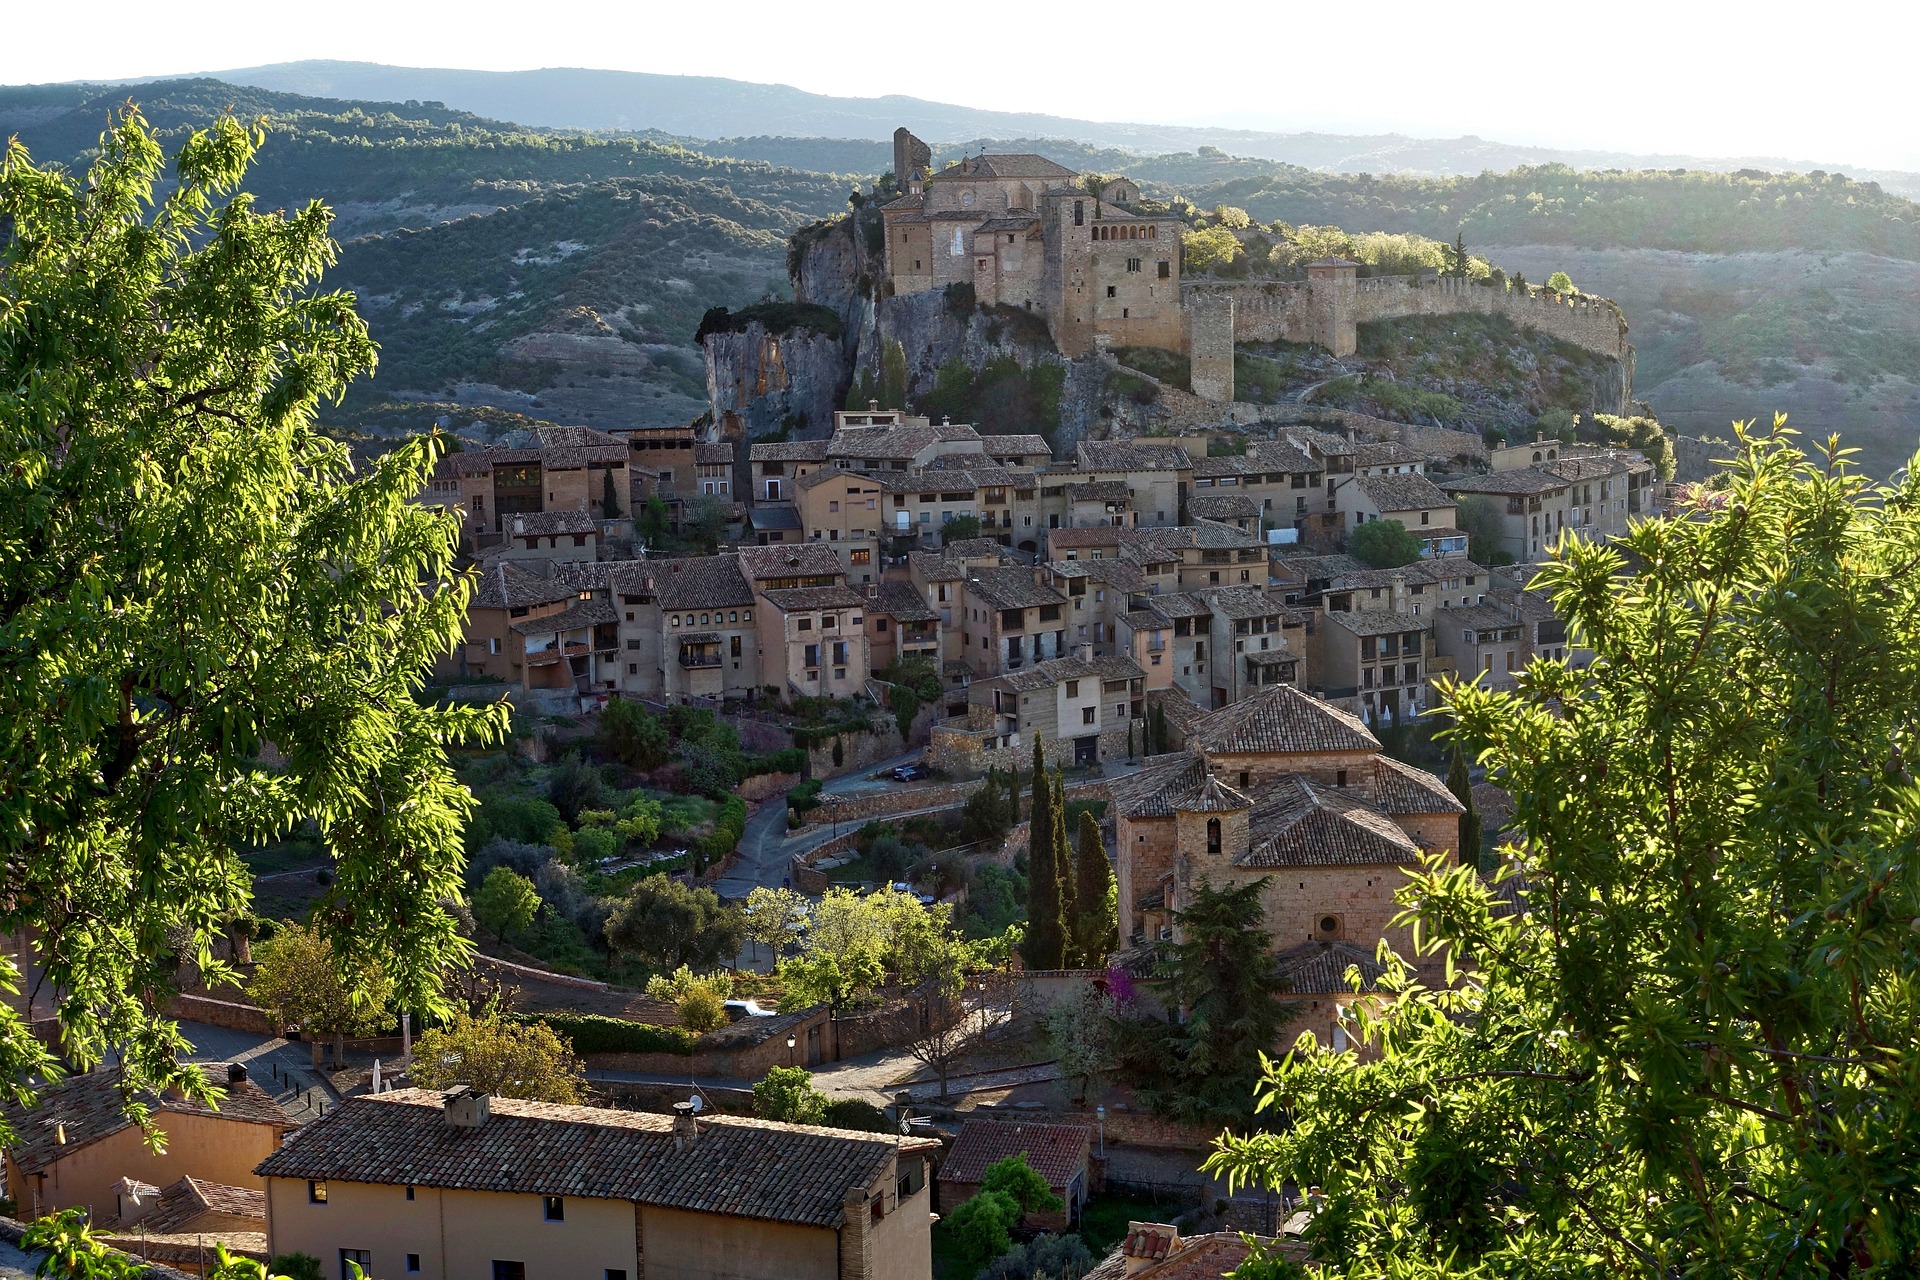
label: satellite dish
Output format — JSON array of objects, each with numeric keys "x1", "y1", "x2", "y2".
[{"x1": 687, "y1": 1094, "x2": 704, "y2": 1113}]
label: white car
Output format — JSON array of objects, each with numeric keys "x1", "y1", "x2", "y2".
[{"x1": 723, "y1": 999, "x2": 777, "y2": 1020}]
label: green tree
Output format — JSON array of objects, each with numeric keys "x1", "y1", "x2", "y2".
[
  {"x1": 1348, "y1": 518, "x2": 1422, "y2": 569},
  {"x1": 941, "y1": 1190, "x2": 1020, "y2": 1272},
  {"x1": 1070, "y1": 810, "x2": 1117, "y2": 967},
  {"x1": 0, "y1": 108, "x2": 500, "y2": 1133},
  {"x1": 407, "y1": 1010, "x2": 584, "y2": 1102},
  {"x1": 1446, "y1": 746, "x2": 1484, "y2": 872},
  {"x1": 683, "y1": 495, "x2": 730, "y2": 553},
  {"x1": 742, "y1": 885, "x2": 808, "y2": 962},
  {"x1": 639, "y1": 495, "x2": 670, "y2": 547},
  {"x1": 752, "y1": 1065, "x2": 828, "y2": 1125},
  {"x1": 1592, "y1": 412, "x2": 1678, "y2": 481},
  {"x1": 1007, "y1": 760, "x2": 1022, "y2": 825},
  {"x1": 248, "y1": 924, "x2": 395, "y2": 1068},
  {"x1": 1545, "y1": 269, "x2": 1576, "y2": 294},
  {"x1": 1114, "y1": 880, "x2": 1290, "y2": 1127},
  {"x1": 959, "y1": 770, "x2": 1012, "y2": 847},
  {"x1": 473, "y1": 867, "x2": 540, "y2": 943},
  {"x1": 268, "y1": 1256, "x2": 324, "y2": 1280},
  {"x1": 941, "y1": 514, "x2": 982, "y2": 544},
  {"x1": 21, "y1": 1211, "x2": 144, "y2": 1280},
  {"x1": 604, "y1": 874, "x2": 744, "y2": 971},
  {"x1": 597, "y1": 698, "x2": 671, "y2": 770},
  {"x1": 1209, "y1": 425, "x2": 1920, "y2": 1276},
  {"x1": 1151, "y1": 702, "x2": 1170, "y2": 755},
  {"x1": 1022, "y1": 742, "x2": 1066, "y2": 969},
  {"x1": 545, "y1": 752, "x2": 608, "y2": 825},
  {"x1": 1453, "y1": 494, "x2": 1512, "y2": 566},
  {"x1": 879, "y1": 340, "x2": 909, "y2": 411},
  {"x1": 1049, "y1": 771, "x2": 1077, "y2": 958},
  {"x1": 1046, "y1": 976, "x2": 1116, "y2": 1105},
  {"x1": 600, "y1": 467, "x2": 620, "y2": 519},
  {"x1": 981, "y1": 1152, "x2": 1065, "y2": 1218},
  {"x1": 1536, "y1": 406, "x2": 1579, "y2": 442},
  {"x1": 1182, "y1": 225, "x2": 1242, "y2": 273},
  {"x1": 775, "y1": 948, "x2": 885, "y2": 1016}
]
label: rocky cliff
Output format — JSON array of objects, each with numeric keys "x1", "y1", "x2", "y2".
[{"x1": 702, "y1": 324, "x2": 847, "y2": 440}]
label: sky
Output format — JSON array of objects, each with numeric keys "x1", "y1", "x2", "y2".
[{"x1": 14, "y1": 0, "x2": 1920, "y2": 171}]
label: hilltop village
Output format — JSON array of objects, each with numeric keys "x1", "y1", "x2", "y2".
[{"x1": 7, "y1": 136, "x2": 1673, "y2": 1280}]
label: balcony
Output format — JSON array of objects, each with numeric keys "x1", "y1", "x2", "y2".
[{"x1": 678, "y1": 652, "x2": 723, "y2": 668}]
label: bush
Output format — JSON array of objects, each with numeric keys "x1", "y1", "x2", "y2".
[
  {"x1": 694, "y1": 301, "x2": 843, "y2": 343},
  {"x1": 753, "y1": 1065, "x2": 829, "y2": 1125},
  {"x1": 467, "y1": 792, "x2": 564, "y2": 851},
  {"x1": 677, "y1": 984, "x2": 727, "y2": 1032},
  {"x1": 546, "y1": 753, "x2": 608, "y2": 824},
  {"x1": 598, "y1": 698, "x2": 670, "y2": 770},
  {"x1": 788, "y1": 778, "x2": 824, "y2": 813},
  {"x1": 822, "y1": 1097, "x2": 898, "y2": 1133},
  {"x1": 1349, "y1": 518, "x2": 1423, "y2": 569},
  {"x1": 512, "y1": 1012, "x2": 694, "y2": 1056},
  {"x1": 270, "y1": 1256, "x2": 324, "y2": 1280},
  {"x1": 571, "y1": 825, "x2": 621, "y2": 863}
]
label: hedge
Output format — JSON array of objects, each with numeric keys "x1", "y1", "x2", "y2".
[{"x1": 514, "y1": 1012, "x2": 695, "y2": 1056}]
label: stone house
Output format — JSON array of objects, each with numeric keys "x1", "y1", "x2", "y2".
[
  {"x1": 971, "y1": 650, "x2": 1145, "y2": 767},
  {"x1": 255, "y1": 1088, "x2": 938, "y2": 1280},
  {"x1": 1334, "y1": 472, "x2": 1457, "y2": 541},
  {"x1": 758, "y1": 585, "x2": 872, "y2": 702},
  {"x1": 500, "y1": 510, "x2": 601, "y2": 565},
  {"x1": 434, "y1": 427, "x2": 630, "y2": 542},
  {"x1": 442, "y1": 562, "x2": 577, "y2": 685},
  {"x1": 793, "y1": 469, "x2": 887, "y2": 585},
  {"x1": 866, "y1": 580, "x2": 942, "y2": 674},
  {"x1": 935, "y1": 1121, "x2": 1091, "y2": 1230},
  {"x1": 1189, "y1": 442, "x2": 1324, "y2": 536},
  {"x1": 1540, "y1": 451, "x2": 1643, "y2": 541},
  {"x1": 1041, "y1": 558, "x2": 1146, "y2": 656},
  {"x1": 880, "y1": 465, "x2": 1040, "y2": 553},
  {"x1": 957, "y1": 567, "x2": 1069, "y2": 678},
  {"x1": 104, "y1": 1175, "x2": 270, "y2": 1266},
  {"x1": 1073, "y1": 441, "x2": 1191, "y2": 528},
  {"x1": 692, "y1": 441, "x2": 734, "y2": 500},
  {"x1": 608, "y1": 556, "x2": 761, "y2": 702},
  {"x1": 512, "y1": 594, "x2": 621, "y2": 697},
  {"x1": 747, "y1": 439, "x2": 830, "y2": 506},
  {"x1": 1121, "y1": 588, "x2": 1304, "y2": 710},
  {"x1": 1183, "y1": 492, "x2": 1260, "y2": 533},
  {"x1": 1046, "y1": 527, "x2": 1125, "y2": 561},
  {"x1": 1311, "y1": 606, "x2": 1429, "y2": 725},
  {"x1": 1084, "y1": 1225, "x2": 1302, "y2": 1280},
  {"x1": 1129, "y1": 522, "x2": 1270, "y2": 593},
  {"x1": 616, "y1": 424, "x2": 699, "y2": 498},
  {"x1": 1064, "y1": 480, "x2": 1135, "y2": 530},
  {"x1": 4, "y1": 1064, "x2": 295, "y2": 1222},
  {"x1": 1441, "y1": 468, "x2": 1575, "y2": 563},
  {"x1": 1107, "y1": 683, "x2": 1461, "y2": 964},
  {"x1": 1352, "y1": 440, "x2": 1427, "y2": 476}
]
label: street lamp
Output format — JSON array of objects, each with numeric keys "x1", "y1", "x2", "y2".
[
  {"x1": 1095, "y1": 1105, "x2": 1106, "y2": 1157},
  {"x1": 787, "y1": 1032, "x2": 797, "y2": 1067}
]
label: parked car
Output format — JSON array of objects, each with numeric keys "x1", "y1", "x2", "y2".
[
  {"x1": 892, "y1": 763, "x2": 930, "y2": 782},
  {"x1": 723, "y1": 999, "x2": 777, "y2": 1021}
]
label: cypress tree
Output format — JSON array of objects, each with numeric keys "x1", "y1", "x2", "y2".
[
  {"x1": 1052, "y1": 769, "x2": 1076, "y2": 961},
  {"x1": 1447, "y1": 747, "x2": 1485, "y2": 872},
  {"x1": 1007, "y1": 760, "x2": 1022, "y2": 825},
  {"x1": 1127, "y1": 719, "x2": 1136, "y2": 760},
  {"x1": 1071, "y1": 809, "x2": 1118, "y2": 968},
  {"x1": 1023, "y1": 739, "x2": 1065, "y2": 968}
]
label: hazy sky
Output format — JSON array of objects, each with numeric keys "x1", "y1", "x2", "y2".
[{"x1": 17, "y1": 0, "x2": 1920, "y2": 170}]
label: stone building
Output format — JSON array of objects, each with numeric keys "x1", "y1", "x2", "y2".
[
  {"x1": 966, "y1": 650, "x2": 1146, "y2": 767},
  {"x1": 429, "y1": 426, "x2": 630, "y2": 543},
  {"x1": 1108, "y1": 682, "x2": 1461, "y2": 968},
  {"x1": 255, "y1": 1088, "x2": 939, "y2": 1280}
]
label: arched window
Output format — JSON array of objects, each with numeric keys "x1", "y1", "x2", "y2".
[{"x1": 1206, "y1": 818, "x2": 1222, "y2": 856}]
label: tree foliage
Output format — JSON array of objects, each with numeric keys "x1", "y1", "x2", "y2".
[
  {"x1": 1446, "y1": 747, "x2": 1484, "y2": 873},
  {"x1": 473, "y1": 866, "x2": 540, "y2": 942},
  {"x1": 1348, "y1": 518, "x2": 1423, "y2": 569},
  {"x1": 408, "y1": 1009, "x2": 584, "y2": 1102},
  {"x1": 248, "y1": 923, "x2": 394, "y2": 1067},
  {"x1": 604, "y1": 874, "x2": 744, "y2": 971},
  {"x1": 752, "y1": 1065, "x2": 828, "y2": 1125},
  {"x1": 1453, "y1": 494, "x2": 1512, "y2": 567},
  {"x1": 1115, "y1": 879, "x2": 1291, "y2": 1127},
  {"x1": 742, "y1": 885, "x2": 809, "y2": 960},
  {"x1": 1209, "y1": 425, "x2": 1920, "y2": 1277},
  {"x1": 1023, "y1": 743, "x2": 1067, "y2": 969},
  {"x1": 1070, "y1": 811, "x2": 1118, "y2": 968},
  {"x1": 0, "y1": 107, "x2": 501, "y2": 1135},
  {"x1": 597, "y1": 698, "x2": 671, "y2": 770}
]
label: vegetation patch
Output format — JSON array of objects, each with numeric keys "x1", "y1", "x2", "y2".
[{"x1": 695, "y1": 300, "x2": 845, "y2": 343}]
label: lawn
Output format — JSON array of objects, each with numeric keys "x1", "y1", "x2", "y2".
[{"x1": 1078, "y1": 1192, "x2": 1186, "y2": 1255}]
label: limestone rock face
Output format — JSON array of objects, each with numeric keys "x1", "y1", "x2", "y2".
[{"x1": 702, "y1": 324, "x2": 845, "y2": 439}]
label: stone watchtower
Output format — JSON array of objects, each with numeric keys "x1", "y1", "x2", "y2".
[
  {"x1": 892, "y1": 127, "x2": 932, "y2": 193},
  {"x1": 1172, "y1": 775, "x2": 1253, "y2": 884},
  {"x1": 1306, "y1": 258, "x2": 1359, "y2": 358},
  {"x1": 1187, "y1": 295, "x2": 1236, "y2": 402}
]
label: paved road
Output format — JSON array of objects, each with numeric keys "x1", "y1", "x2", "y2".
[
  {"x1": 708, "y1": 748, "x2": 927, "y2": 901},
  {"x1": 178, "y1": 1021, "x2": 346, "y2": 1123}
]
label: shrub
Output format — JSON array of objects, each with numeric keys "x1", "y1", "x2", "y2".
[
  {"x1": 677, "y1": 984, "x2": 727, "y2": 1032},
  {"x1": 822, "y1": 1097, "x2": 898, "y2": 1133},
  {"x1": 546, "y1": 753, "x2": 608, "y2": 824},
  {"x1": 270, "y1": 1257, "x2": 324, "y2": 1280},
  {"x1": 512, "y1": 1012, "x2": 694, "y2": 1056},
  {"x1": 752, "y1": 1065, "x2": 829, "y2": 1125},
  {"x1": 597, "y1": 698, "x2": 670, "y2": 770}
]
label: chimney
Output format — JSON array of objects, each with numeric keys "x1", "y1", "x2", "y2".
[
  {"x1": 840, "y1": 1185, "x2": 874, "y2": 1280},
  {"x1": 868, "y1": 399, "x2": 880, "y2": 412},
  {"x1": 442, "y1": 1087, "x2": 490, "y2": 1129},
  {"x1": 227, "y1": 1062, "x2": 248, "y2": 1085},
  {"x1": 1121, "y1": 1222, "x2": 1179, "y2": 1275},
  {"x1": 672, "y1": 1101, "x2": 698, "y2": 1150},
  {"x1": 1389, "y1": 571, "x2": 1410, "y2": 614},
  {"x1": 1074, "y1": 642, "x2": 1094, "y2": 663}
]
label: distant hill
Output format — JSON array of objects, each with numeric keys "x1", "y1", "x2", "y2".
[{"x1": 187, "y1": 61, "x2": 1920, "y2": 197}]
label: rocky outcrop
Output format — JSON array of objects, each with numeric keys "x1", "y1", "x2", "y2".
[{"x1": 702, "y1": 324, "x2": 847, "y2": 439}]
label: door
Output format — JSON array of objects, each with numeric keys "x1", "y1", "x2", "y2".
[{"x1": 1075, "y1": 735, "x2": 1099, "y2": 766}]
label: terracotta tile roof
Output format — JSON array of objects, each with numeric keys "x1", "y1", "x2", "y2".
[
  {"x1": 1356, "y1": 473, "x2": 1452, "y2": 514},
  {"x1": 253, "y1": 1089, "x2": 919, "y2": 1229},
  {"x1": 4, "y1": 1066, "x2": 294, "y2": 1176},
  {"x1": 535, "y1": 426, "x2": 626, "y2": 450},
  {"x1": 1272, "y1": 552, "x2": 1369, "y2": 583},
  {"x1": 1282, "y1": 426, "x2": 1357, "y2": 458},
  {"x1": 1363, "y1": 755, "x2": 1464, "y2": 815},
  {"x1": 1173, "y1": 775, "x2": 1252, "y2": 813},
  {"x1": 874, "y1": 580, "x2": 939, "y2": 623},
  {"x1": 1134, "y1": 522, "x2": 1261, "y2": 551},
  {"x1": 1441, "y1": 469, "x2": 1568, "y2": 496},
  {"x1": 1077, "y1": 441, "x2": 1192, "y2": 472},
  {"x1": 1186, "y1": 493, "x2": 1260, "y2": 521},
  {"x1": 1354, "y1": 441, "x2": 1423, "y2": 467},
  {"x1": 1125, "y1": 1224, "x2": 1177, "y2": 1263},
  {"x1": 964, "y1": 567, "x2": 1067, "y2": 611},
  {"x1": 1136, "y1": 591, "x2": 1212, "y2": 620},
  {"x1": 554, "y1": 561, "x2": 621, "y2": 591},
  {"x1": 1066, "y1": 480, "x2": 1131, "y2": 502},
  {"x1": 1540, "y1": 453, "x2": 1630, "y2": 483},
  {"x1": 139, "y1": 1177, "x2": 267, "y2": 1234},
  {"x1": 506, "y1": 510, "x2": 599, "y2": 537},
  {"x1": 1242, "y1": 777, "x2": 1422, "y2": 867},
  {"x1": 651, "y1": 555, "x2": 755, "y2": 610},
  {"x1": 1248, "y1": 441, "x2": 1322, "y2": 472},
  {"x1": 508, "y1": 598, "x2": 617, "y2": 635},
  {"x1": 1086, "y1": 1232, "x2": 1292, "y2": 1280},
  {"x1": 929, "y1": 154, "x2": 1080, "y2": 181},
  {"x1": 908, "y1": 549, "x2": 964, "y2": 582},
  {"x1": 829, "y1": 425, "x2": 945, "y2": 460},
  {"x1": 990, "y1": 653, "x2": 1144, "y2": 693},
  {"x1": 1188, "y1": 683, "x2": 1378, "y2": 756},
  {"x1": 937, "y1": 1120, "x2": 1089, "y2": 1191},
  {"x1": 694, "y1": 442, "x2": 735, "y2": 465},
  {"x1": 1109, "y1": 752, "x2": 1206, "y2": 819},
  {"x1": 748, "y1": 440, "x2": 831, "y2": 463},
  {"x1": 1438, "y1": 602, "x2": 1523, "y2": 631},
  {"x1": 1275, "y1": 939, "x2": 1391, "y2": 994},
  {"x1": 471, "y1": 562, "x2": 576, "y2": 611},
  {"x1": 1203, "y1": 586, "x2": 1284, "y2": 620},
  {"x1": 1050, "y1": 527, "x2": 1126, "y2": 550},
  {"x1": 760, "y1": 585, "x2": 869, "y2": 612},
  {"x1": 1321, "y1": 608, "x2": 1427, "y2": 637},
  {"x1": 981, "y1": 433, "x2": 1052, "y2": 458},
  {"x1": 738, "y1": 542, "x2": 843, "y2": 582},
  {"x1": 1188, "y1": 454, "x2": 1261, "y2": 479}
]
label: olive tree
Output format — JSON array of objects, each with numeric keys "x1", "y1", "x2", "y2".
[{"x1": 0, "y1": 109, "x2": 502, "y2": 1135}]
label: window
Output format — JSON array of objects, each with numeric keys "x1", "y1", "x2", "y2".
[
  {"x1": 1336, "y1": 769, "x2": 1348, "y2": 787},
  {"x1": 1066, "y1": 680, "x2": 1081, "y2": 697},
  {"x1": 340, "y1": 1251, "x2": 371, "y2": 1280},
  {"x1": 829, "y1": 500, "x2": 839, "y2": 512},
  {"x1": 1082, "y1": 707, "x2": 1097, "y2": 725},
  {"x1": 1073, "y1": 200, "x2": 1085, "y2": 226},
  {"x1": 543, "y1": 1196, "x2": 564, "y2": 1222},
  {"x1": 797, "y1": 618, "x2": 812, "y2": 631},
  {"x1": 1106, "y1": 285, "x2": 1117, "y2": 298},
  {"x1": 607, "y1": 1273, "x2": 628, "y2": 1280},
  {"x1": 405, "y1": 1186, "x2": 415, "y2": 1201},
  {"x1": 951, "y1": 227, "x2": 965, "y2": 256},
  {"x1": 407, "y1": 1258, "x2": 420, "y2": 1274},
  {"x1": 1157, "y1": 260, "x2": 1170, "y2": 279},
  {"x1": 804, "y1": 644, "x2": 819, "y2": 668},
  {"x1": 488, "y1": 637, "x2": 500, "y2": 655},
  {"x1": 492, "y1": 1264, "x2": 525, "y2": 1280},
  {"x1": 1207, "y1": 818, "x2": 1222, "y2": 856},
  {"x1": 309, "y1": 1181, "x2": 328, "y2": 1204},
  {"x1": 1126, "y1": 257, "x2": 1141, "y2": 273}
]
